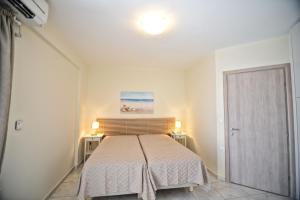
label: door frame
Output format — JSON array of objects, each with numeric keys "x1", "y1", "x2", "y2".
[{"x1": 223, "y1": 63, "x2": 295, "y2": 198}]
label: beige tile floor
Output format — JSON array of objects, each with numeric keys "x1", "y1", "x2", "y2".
[{"x1": 48, "y1": 165, "x2": 292, "y2": 200}]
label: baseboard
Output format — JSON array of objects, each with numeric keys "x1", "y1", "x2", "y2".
[
  {"x1": 42, "y1": 166, "x2": 75, "y2": 200},
  {"x1": 217, "y1": 175, "x2": 225, "y2": 181},
  {"x1": 77, "y1": 159, "x2": 84, "y2": 167},
  {"x1": 207, "y1": 168, "x2": 225, "y2": 181},
  {"x1": 206, "y1": 168, "x2": 217, "y2": 177},
  {"x1": 43, "y1": 159, "x2": 84, "y2": 200}
]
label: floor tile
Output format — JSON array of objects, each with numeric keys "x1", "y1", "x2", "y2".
[
  {"x1": 215, "y1": 184, "x2": 249, "y2": 199},
  {"x1": 48, "y1": 168, "x2": 292, "y2": 200},
  {"x1": 51, "y1": 180, "x2": 79, "y2": 198},
  {"x1": 49, "y1": 197, "x2": 77, "y2": 200},
  {"x1": 211, "y1": 181, "x2": 232, "y2": 190},
  {"x1": 193, "y1": 187, "x2": 224, "y2": 200},
  {"x1": 63, "y1": 170, "x2": 81, "y2": 183},
  {"x1": 263, "y1": 193, "x2": 292, "y2": 200},
  {"x1": 61, "y1": 164, "x2": 82, "y2": 184},
  {"x1": 230, "y1": 193, "x2": 292, "y2": 200},
  {"x1": 229, "y1": 184, "x2": 265, "y2": 196},
  {"x1": 158, "y1": 188, "x2": 196, "y2": 200},
  {"x1": 93, "y1": 194, "x2": 138, "y2": 199},
  {"x1": 208, "y1": 173, "x2": 219, "y2": 184}
]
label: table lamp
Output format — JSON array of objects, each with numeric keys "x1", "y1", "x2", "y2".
[
  {"x1": 175, "y1": 120, "x2": 182, "y2": 134},
  {"x1": 91, "y1": 120, "x2": 100, "y2": 136}
]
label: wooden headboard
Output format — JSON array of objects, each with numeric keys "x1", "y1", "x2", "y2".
[{"x1": 96, "y1": 118, "x2": 175, "y2": 135}]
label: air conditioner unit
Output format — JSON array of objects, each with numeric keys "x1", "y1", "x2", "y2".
[{"x1": 6, "y1": 0, "x2": 48, "y2": 26}]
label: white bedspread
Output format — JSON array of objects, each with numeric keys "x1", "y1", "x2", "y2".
[
  {"x1": 138, "y1": 134, "x2": 208, "y2": 190},
  {"x1": 77, "y1": 135, "x2": 154, "y2": 200}
]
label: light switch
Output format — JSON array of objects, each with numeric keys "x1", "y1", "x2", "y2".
[{"x1": 15, "y1": 120, "x2": 23, "y2": 131}]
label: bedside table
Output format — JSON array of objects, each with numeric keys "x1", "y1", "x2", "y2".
[
  {"x1": 171, "y1": 133, "x2": 187, "y2": 147},
  {"x1": 84, "y1": 134, "x2": 104, "y2": 163}
]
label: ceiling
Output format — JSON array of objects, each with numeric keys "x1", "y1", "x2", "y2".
[{"x1": 48, "y1": 0, "x2": 300, "y2": 69}]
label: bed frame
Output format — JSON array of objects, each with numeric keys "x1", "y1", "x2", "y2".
[
  {"x1": 94, "y1": 118, "x2": 206, "y2": 196},
  {"x1": 96, "y1": 117, "x2": 175, "y2": 135}
]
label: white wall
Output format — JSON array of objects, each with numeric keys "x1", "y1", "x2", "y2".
[
  {"x1": 0, "y1": 26, "x2": 83, "y2": 200},
  {"x1": 33, "y1": 26, "x2": 89, "y2": 166},
  {"x1": 85, "y1": 67, "x2": 186, "y2": 130},
  {"x1": 290, "y1": 21, "x2": 300, "y2": 200},
  {"x1": 33, "y1": 15, "x2": 90, "y2": 167},
  {"x1": 76, "y1": 65, "x2": 89, "y2": 165},
  {"x1": 215, "y1": 36, "x2": 290, "y2": 178},
  {"x1": 185, "y1": 55, "x2": 218, "y2": 174}
]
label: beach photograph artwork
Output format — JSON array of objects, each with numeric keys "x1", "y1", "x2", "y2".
[{"x1": 120, "y1": 91, "x2": 154, "y2": 114}]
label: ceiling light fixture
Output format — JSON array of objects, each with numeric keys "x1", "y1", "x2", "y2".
[{"x1": 137, "y1": 10, "x2": 173, "y2": 35}]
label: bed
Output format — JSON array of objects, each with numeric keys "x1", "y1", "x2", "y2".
[
  {"x1": 77, "y1": 118, "x2": 209, "y2": 200},
  {"x1": 77, "y1": 135, "x2": 154, "y2": 200},
  {"x1": 138, "y1": 134, "x2": 209, "y2": 192}
]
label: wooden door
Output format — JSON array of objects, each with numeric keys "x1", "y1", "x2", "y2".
[
  {"x1": 225, "y1": 66, "x2": 290, "y2": 196},
  {"x1": 291, "y1": 22, "x2": 300, "y2": 98}
]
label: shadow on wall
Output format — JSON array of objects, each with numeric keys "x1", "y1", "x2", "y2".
[
  {"x1": 78, "y1": 137, "x2": 86, "y2": 164},
  {"x1": 186, "y1": 136, "x2": 197, "y2": 154}
]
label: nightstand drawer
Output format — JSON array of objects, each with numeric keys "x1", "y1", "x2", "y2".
[
  {"x1": 85, "y1": 137, "x2": 101, "y2": 142},
  {"x1": 91, "y1": 137, "x2": 100, "y2": 141},
  {"x1": 84, "y1": 134, "x2": 104, "y2": 162},
  {"x1": 171, "y1": 133, "x2": 187, "y2": 147},
  {"x1": 175, "y1": 135, "x2": 185, "y2": 139}
]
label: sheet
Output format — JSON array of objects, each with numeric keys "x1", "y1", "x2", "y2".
[
  {"x1": 138, "y1": 134, "x2": 208, "y2": 190},
  {"x1": 77, "y1": 135, "x2": 154, "y2": 200}
]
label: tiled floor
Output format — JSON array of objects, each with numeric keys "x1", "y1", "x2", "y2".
[{"x1": 48, "y1": 165, "x2": 292, "y2": 200}]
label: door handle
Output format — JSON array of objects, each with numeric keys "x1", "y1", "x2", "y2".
[{"x1": 230, "y1": 128, "x2": 240, "y2": 136}]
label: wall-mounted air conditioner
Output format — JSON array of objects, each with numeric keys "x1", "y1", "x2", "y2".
[{"x1": 6, "y1": 0, "x2": 48, "y2": 26}]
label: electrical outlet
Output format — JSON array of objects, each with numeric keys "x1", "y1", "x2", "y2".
[{"x1": 15, "y1": 120, "x2": 23, "y2": 131}]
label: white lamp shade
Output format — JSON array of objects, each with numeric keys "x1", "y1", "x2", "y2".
[
  {"x1": 175, "y1": 120, "x2": 182, "y2": 129},
  {"x1": 91, "y1": 121, "x2": 100, "y2": 130}
]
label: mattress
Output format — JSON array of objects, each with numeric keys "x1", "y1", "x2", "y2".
[
  {"x1": 77, "y1": 135, "x2": 154, "y2": 200},
  {"x1": 138, "y1": 134, "x2": 208, "y2": 190}
]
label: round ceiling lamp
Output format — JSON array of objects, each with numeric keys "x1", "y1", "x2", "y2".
[{"x1": 136, "y1": 10, "x2": 173, "y2": 35}]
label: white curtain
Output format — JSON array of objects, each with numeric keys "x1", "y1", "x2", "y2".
[{"x1": 0, "y1": 5, "x2": 15, "y2": 173}]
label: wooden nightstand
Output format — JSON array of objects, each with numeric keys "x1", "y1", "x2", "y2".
[
  {"x1": 84, "y1": 134, "x2": 104, "y2": 163},
  {"x1": 171, "y1": 133, "x2": 187, "y2": 147}
]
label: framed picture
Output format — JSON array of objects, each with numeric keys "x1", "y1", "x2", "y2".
[{"x1": 120, "y1": 91, "x2": 154, "y2": 114}]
